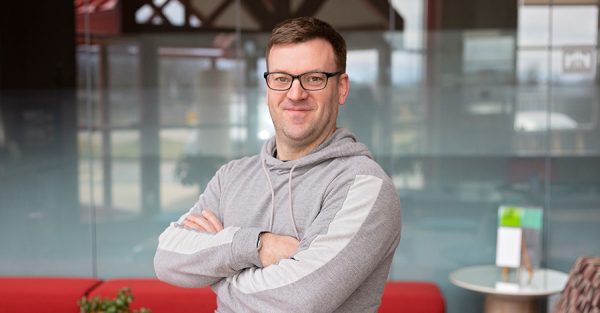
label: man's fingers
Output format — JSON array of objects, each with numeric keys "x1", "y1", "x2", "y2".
[
  {"x1": 258, "y1": 233, "x2": 300, "y2": 267},
  {"x1": 182, "y1": 219, "x2": 206, "y2": 232},
  {"x1": 181, "y1": 210, "x2": 223, "y2": 233},
  {"x1": 185, "y1": 215, "x2": 217, "y2": 233},
  {"x1": 202, "y1": 210, "x2": 224, "y2": 231}
]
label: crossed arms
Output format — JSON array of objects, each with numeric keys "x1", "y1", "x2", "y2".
[
  {"x1": 183, "y1": 209, "x2": 299, "y2": 267},
  {"x1": 154, "y1": 168, "x2": 401, "y2": 312}
]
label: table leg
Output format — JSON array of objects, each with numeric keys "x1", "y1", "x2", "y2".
[{"x1": 484, "y1": 295, "x2": 538, "y2": 313}]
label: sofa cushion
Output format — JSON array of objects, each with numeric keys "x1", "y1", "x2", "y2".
[
  {"x1": 0, "y1": 277, "x2": 101, "y2": 313},
  {"x1": 89, "y1": 279, "x2": 443, "y2": 313},
  {"x1": 379, "y1": 281, "x2": 445, "y2": 313},
  {"x1": 88, "y1": 278, "x2": 217, "y2": 313}
]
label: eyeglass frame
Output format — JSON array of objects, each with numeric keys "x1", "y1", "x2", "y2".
[{"x1": 263, "y1": 71, "x2": 343, "y2": 91}]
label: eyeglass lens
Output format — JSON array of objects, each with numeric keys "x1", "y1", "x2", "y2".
[{"x1": 267, "y1": 72, "x2": 329, "y2": 91}]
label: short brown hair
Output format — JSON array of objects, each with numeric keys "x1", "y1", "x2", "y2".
[{"x1": 266, "y1": 17, "x2": 347, "y2": 72}]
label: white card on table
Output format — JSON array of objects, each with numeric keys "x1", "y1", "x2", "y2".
[{"x1": 495, "y1": 226, "x2": 522, "y2": 268}]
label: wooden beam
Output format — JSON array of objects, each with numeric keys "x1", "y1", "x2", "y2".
[
  {"x1": 179, "y1": 0, "x2": 207, "y2": 27},
  {"x1": 128, "y1": 0, "x2": 149, "y2": 12},
  {"x1": 364, "y1": 0, "x2": 404, "y2": 30},
  {"x1": 273, "y1": 0, "x2": 291, "y2": 20},
  {"x1": 205, "y1": 0, "x2": 234, "y2": 27},
  {"x1": 293, "y1": 0, "x2": 326, "y2": 17},
  {"x1": 155, "y1": 0, "x2": 172, "y2": 10},
  {"x1": 147, "y1": 1, "x2": 173, "y2": 26},
  {"x1": 120, "y1": 0, "x2": 147, "y2": 33},
  {"x1": 120, "y1": 0, "x2": 404, "y2": 33},
  {"x1": 240, "y1": 0, "x2": 279, "y2": 30},
  {"x1": 426, "y1": 0, "x2": 441, "y2": 31}
]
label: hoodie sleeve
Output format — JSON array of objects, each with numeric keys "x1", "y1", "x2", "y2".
[
  {"x1": 221, "y1": 173, "x2": 402, "y2": 312},
  {"x1": 154, "y1": 164, "x2": 265, "y2": 288}
]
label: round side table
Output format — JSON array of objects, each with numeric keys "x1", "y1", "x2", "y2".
[{"x1": 449, "y1": 265, "x2": 568, "y2": 313}]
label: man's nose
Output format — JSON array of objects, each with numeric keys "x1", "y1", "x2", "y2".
[{"x1": 286, "y1": 78, "x2": 308, "y2": 100}]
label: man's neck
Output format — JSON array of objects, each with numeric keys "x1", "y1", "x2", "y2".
[
  {"x1": 275, "y1": 143, "x2": 316, "y2": 161},
  {"x1": 275, "y1": 128, "x2": 336, "y2": 161}
]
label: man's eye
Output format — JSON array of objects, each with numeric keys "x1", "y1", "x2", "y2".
[
  {"x1": 274, "y1": 76, "x2": 291, "y2": 83},
  {"x1": 307, "y1": 75, "x2": 324, "y2": 82}
]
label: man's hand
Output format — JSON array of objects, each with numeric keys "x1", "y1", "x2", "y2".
[
  {"x1": 259, "y1": 233, "x2": 299, "y2": 267},
  {"x1": 182, "y1": 210, "x2": 223, "y2": 233},
  {"x1": 183, "y1": 211, "x2": 298, "y2": 267}
]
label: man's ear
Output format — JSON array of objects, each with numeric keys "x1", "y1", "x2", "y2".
[{"x1": 337, "y1": 73, "x2": 350, "y2": 105}]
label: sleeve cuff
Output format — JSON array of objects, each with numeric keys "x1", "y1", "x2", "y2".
[{"x1": 231, "y1": 227, "x2": 266, "y2": 270}]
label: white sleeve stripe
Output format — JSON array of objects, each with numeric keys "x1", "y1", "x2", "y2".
[
  {"x1": 158, "y1": 224, "x2": 240, "y2": 255},
  {"x1": 227, "y1": 174, "x2": 383, "y2": 293}
]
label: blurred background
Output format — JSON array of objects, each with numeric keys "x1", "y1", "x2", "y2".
[{"x1": 0, "y1": 1, "x2": 599, "y2": 312}]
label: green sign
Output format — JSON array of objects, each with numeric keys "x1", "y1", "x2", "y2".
[{"x1": 498, "y1": 206, "x2": 543, "y2": 229}]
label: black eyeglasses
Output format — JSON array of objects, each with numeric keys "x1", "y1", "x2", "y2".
[{"x1": 263, "y1": 71, "x2": 342, "y2": 91}]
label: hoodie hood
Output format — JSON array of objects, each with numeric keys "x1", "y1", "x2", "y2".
[
  {"x1": 261, "y1": 128, "x2": 372, "y2": 173},
  {"x1": 259, "y1": 128, "x2": 373, "y2": 239}
]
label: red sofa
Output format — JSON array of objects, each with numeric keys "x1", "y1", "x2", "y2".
[
  {"x1": 89, "y1": 278, "x2": 217, "y2": 313},
  {"x1": 0, "y1": 277, "x2": 102, "y2": 313},
  {"x1": 379, "y1": 281, "x2": 446, "y2": 313},
  {"x1": 0, "y1": 277, "x2": 444, "y2": 313}
]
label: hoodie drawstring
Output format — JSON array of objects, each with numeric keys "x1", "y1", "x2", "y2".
[
  {"x1": 261, "y1": 158, "x2": 276, "y2": 232},
  {"x1": 261, "y1": 158, "x2": 300, "y2": 240},
  {"x1": 288, "y1": 164, "x2": 299, "y2": 239}
]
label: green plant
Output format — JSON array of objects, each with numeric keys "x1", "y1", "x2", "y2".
[{"x1": 78, "y1": 287, "x2": 151, "y2": 313}]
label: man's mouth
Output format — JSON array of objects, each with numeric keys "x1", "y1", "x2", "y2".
[
  {"x1": 286, "y1": 107, "x2": 311, "y2": 111},
  {"x1": 282, "y1": 103, "x2": 313, "y2": 111}
]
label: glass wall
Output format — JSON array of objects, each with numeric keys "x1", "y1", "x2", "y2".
[{"x1": 0, "y1": 1, "x2": 599, "y2": 312}]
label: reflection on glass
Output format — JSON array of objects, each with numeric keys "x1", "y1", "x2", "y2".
[
  {"x1": 0, "y1": 109, "x2": 5, "y2": 146},
  {"x1": 463, "y1": 32, "x2": 514, "y2": 73},
  {"x1": 79, "y1": 131, "x2": 104, "y2": 210},
  {"x1": 347, "y1": 49, "x2": 378, "y2": 84},
  {"x1": 2, "y1": 3, "x2": 599, "y2": 313},
  {"x1": 160, "y1": 129, "x2": 199, "y2": 212},
  {"x1": 110, "y1": 130, "x2": 141, "y2": 214}
]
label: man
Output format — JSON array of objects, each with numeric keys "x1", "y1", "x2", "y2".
[{"x1": 154, "y1": 17, "x2": 401, "y2": 313}]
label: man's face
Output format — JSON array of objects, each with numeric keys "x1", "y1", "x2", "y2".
[{"x1": 266, "y1": 38, "x2": 349, "y2": 150}]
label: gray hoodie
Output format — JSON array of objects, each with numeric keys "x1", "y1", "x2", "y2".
[{"x1": 154, "y1": 128, "x2": 401, "y2": 313}]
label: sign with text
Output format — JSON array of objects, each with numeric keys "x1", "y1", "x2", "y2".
[
  {"x1": 495, "y1": 206, "x2": 543, "y2": 269},
  {"x1": 562, "y1": 46, "x2": 596, "y2": 74}
]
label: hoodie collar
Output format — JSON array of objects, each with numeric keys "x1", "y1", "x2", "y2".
[{"x1": 261, "y1": 128, "x2": 372, "y2": 174}]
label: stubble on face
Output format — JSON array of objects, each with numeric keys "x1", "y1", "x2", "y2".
[{"x1": 266, "y1": 39, "x2": 341, "y2": 158}]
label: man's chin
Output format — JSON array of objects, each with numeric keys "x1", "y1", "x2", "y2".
[{"x1": 281, "y1": 128, "x2": 313, "y2": 143}]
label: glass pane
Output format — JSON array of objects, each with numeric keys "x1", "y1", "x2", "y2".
[{"x1": 3, "y1": 2, "x2": 600, "y2": 313}]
